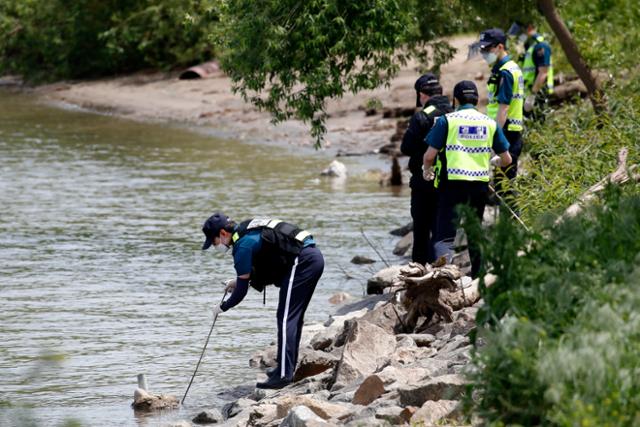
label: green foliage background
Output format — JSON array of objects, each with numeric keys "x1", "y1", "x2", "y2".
[{"x1": 0, "y1": 0, "x2": 217, "y2": 81}]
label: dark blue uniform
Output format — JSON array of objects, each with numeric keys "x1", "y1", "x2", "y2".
[
  {"x1": 221, "y1": 229, "x2": 324, "y2": 380},
  {"x1": 400, "y1": 95, "x2": 452, "y2": 264}
]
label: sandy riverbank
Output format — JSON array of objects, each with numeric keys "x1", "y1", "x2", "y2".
[{"x1": 29, "y1": 36, "x2": 487, "y2": 154}]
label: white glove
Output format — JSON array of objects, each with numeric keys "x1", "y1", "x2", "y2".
[
  {"x1": 212, "y1": 303, "x2": 224, "y2": 317},
  {"x1": 490, "y1": 155, "x2": 502, "y2": 167},
  {"x1": 524, "y1": 94, "x2": 536, "y2": 112},
  {"x1": 422, "y1": 165, "x2": 435, "y2": 181},
  {"x1": 223, "y1": 278, "x2": 236, "y2": 292}
]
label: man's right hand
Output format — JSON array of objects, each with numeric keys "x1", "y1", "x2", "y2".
[{"x1": 223, "y1": 279, "x2": 236, "y2": 292}]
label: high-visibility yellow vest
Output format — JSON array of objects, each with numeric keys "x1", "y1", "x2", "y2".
[
  {"x1": 522, "y1": 34, "x2": 554, "y2": 95},
  {"x1": 487, "y1": 59, "x2": 524, "y2": 132},
  {"x1": 434, "y1": 109, "x2": 496, "y2": 188}
]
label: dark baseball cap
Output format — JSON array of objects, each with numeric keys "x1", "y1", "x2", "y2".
[
  {"x1": 478, "y1": 28, "x2": 507, "y2": 49},
  {"x1": 453, "y1": 80, "x2": 479, "y2": 102},
  {"x1": 414, "y1": 73, "x2": 440, "y2": 106},
  {"x1": 201, "y1": 212, "x2": 229, "y2": 250}
]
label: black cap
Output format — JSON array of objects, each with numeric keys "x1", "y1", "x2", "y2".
[
  {"x1": 453, "y1": 80, "x2": 479, "y2": 103},
  {"x1": 201, "y1": 212, "x2": 229, "y2": 250},
  {"x1": 478, "y1": 28, "x2": 507, "y2": 49},
  {"x1": 414, "y1": 73, "x2": 440, "y2": 106}
]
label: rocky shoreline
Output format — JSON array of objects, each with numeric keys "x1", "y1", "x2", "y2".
[{"x1": 163, "y1": 260, "x2": 485, "y2": 427}]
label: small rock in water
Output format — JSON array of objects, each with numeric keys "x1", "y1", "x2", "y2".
[
  {"x1": 192, "y1": 409, "x2": 224, "y2": 424},
  {"x1": 328, "y1": 292, "x2": 352, "y2": 305},
  {"x1": 350, "y1": 255, "x2": 375, "y2": 265},
  {"x1": 132, "y1": 387, "x2": 179, "y2": 411},
  {"x1": 320, "y1": 160, "x2": 347, "y2": 179}
]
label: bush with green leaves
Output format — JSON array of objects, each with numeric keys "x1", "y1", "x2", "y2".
[
  {"x1": 463, "y1": 185, "x2": 640, "y2": 425},
  {"x1": 0, "y1": 0, "x2": 217, "y2": 81}
]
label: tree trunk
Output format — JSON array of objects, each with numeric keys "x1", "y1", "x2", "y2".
[{"x1": 537, "y1": 0, "x2": 607, "y2": 116}]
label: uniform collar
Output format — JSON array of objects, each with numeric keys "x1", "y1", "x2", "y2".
[
  {"x1": 456, "y1": 104, "x2": 476, "y2": 111},
  {"x1": 492, "y1": 54, "x2": 511, "y2": 73}
]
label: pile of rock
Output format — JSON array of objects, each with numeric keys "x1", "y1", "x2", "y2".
[{"x1": 181, "y1": 262, "x2": 487, "y2": 427}]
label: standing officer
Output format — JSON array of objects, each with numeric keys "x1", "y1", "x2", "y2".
[
  {"x1": 202, "y1": 213, "x2": 324, "y2": 389},
  {"x1": 422, "y1": 81, "x2": 511, "y2": 277},
  {"x1": 400, "y1": 73, "x2": 453, "y2": 265},
  {"x1": 476, "y1": 28, "x2": 524, "y2": 204},
  {"x1": 516, "y1": 22, "x2": 554, "y2": 117}
]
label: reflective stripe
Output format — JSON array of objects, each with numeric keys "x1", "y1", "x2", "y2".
[
  {"x1": 447, "y1": 168, "x2": 490, "y2": 178},
  {"x1": 267, "y1": 219, "x2": 282, "y2": 229},
  {"x1": 423, "y1": 105, "x2": 436, "y2": 115},
  {"x1": 294, "y1": 230, "x2": 311, "y2": 242},
  {"x1": 280, "y1": 256, "x2": 299, "y2": 379},
  {"x1": 446, "y1": 145, "x2": 492, "y2": 154}
]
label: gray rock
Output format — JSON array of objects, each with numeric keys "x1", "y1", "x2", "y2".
[
  {"x1": 366, "y1": 265, "x2": 403, "y2": 295},
  {"x1": 320, "y1": 160, "x2": 347, "y2": 178},
  {"x1": 350, "y1": 255, "x2": 375, "y2": 265},
  {"x1": 411, "y1": 400, "x2": 460, "y2": 425},
  {"x1": 374, "y1": 405, "x2": 406, "y2": 425},
  {"x1": 398, "y1": 374, "x2": 467, "y2": 407},
  {"x1": 359, "y1": 301, "x2": 403, "y2": 335},
  {"x1": 164, "y1": 422, "x2": 192, "y2": 427},
  {"x1": 132, "y1": 388, "x2": 179, "y2": 411},
  {"x1": 396, "y1": 333, "x2": 436, "y2": 347},
  {"x1": 392, "y1": 232, "x2": 413, "y2": 256},
  {"x1": 280, "y1": 405, "x2": 331, "y2": 427},
  {"x1": 249, "y1": 345, "x2": 277, "y2": 369},
  {"x1": 247, "y1": 403, "x2": 279, "y2": 426},
  {"x1": 331, "y1": 320, "x2": 396, "y2": 390},
  {"x1": 274, "y1": 395, "x2": 354, "y2": 420},
  {"x1": 395, "y1": 335, "x2": 416, "y2": 349},
  {"x1": 193, "y1": 409, "x2": 224, "y2": 424},
  {"x1": 390, "y1": 222, "x2": 413, "y2": 237},
  {"x1": 333, "y1": 294, "x2": 391, "y2": 316},
  {"x1": 222, "y1": 397, "x2": 257, "y2": 419}
]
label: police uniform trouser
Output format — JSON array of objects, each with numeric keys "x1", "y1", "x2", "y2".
[
  {"x1": 496, "y1": 130, "x2": 523, "y2": 209},
  {"x1": 276, "y1": 245, "x2": 324, "y2": 379},
  {"x1": 433, "y1": 181, "x2": 488, "y2": 278},
  {"x1": 410, "y1": 176, "x2": 438, "y2": 264}
]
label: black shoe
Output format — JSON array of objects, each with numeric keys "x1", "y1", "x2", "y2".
[
  {"x1": 256, "y1": 376, "x2": 292, "y2": 389},
  {"x1": 265, "y1": 366, "x2": 278, "y2": 377}
]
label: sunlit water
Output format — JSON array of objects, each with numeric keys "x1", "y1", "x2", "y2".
[{"x1": 0, "y1": 91, "x2": 409, "y2": 426}]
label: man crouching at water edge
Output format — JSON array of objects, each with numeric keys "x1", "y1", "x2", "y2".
[{"x1": 201, "y1": 212, "x2": 324, "y2": 389}]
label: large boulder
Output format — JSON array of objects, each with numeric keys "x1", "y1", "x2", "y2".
[
  {"x1": 398, "y1": 374, "x2": 467, "y2": 407},
  {"x1": 366, "y1": 265, "x2": 403, "y2": 295},
  {"x1": 293, "y1": 349, "x2": 340, "y2": 382},
  {"x1": 331, "y1": 320, "x2": 396, "y2": 390},
  {"x1": 359, "y1": 301, "x2": 403, "y2": 335}
]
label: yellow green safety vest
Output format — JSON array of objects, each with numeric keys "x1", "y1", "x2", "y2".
[
  {"x1": 434, "y1": 109, "x2": 496, "y2": 188},
  {"x1": 487, "y1": 59, "x2": 524, "y2": 132},
  {"x1": 522, "y1": 34, "x2": 554, "y2": 95}
]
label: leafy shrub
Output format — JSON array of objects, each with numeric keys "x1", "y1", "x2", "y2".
[
  {"x1": 0, "y1": 0, "x2": 218, "y2": 81},
  {"x1": 465, "y1": 185, "x2": 640, "y2": 425}
]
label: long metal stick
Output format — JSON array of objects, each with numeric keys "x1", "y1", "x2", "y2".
[
  {"x1": 488, "y1": 184, "x2": 531, "y2": 232},
  {"x1": 181, "y1": 290, "x2": 228, "y2": 405}
]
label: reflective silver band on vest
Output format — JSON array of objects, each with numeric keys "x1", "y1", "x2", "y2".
[
  {"x1": 294, "y1": 230, "x2": 311, "y2": 242},
  {"x1": 507, "y1": 119, "x2": 524, "y2": 126},
  {"x1": 445, "y1": 145, "x2": 492, "y2": 154},
  {"x1": 447, "y1": 168, "x2": 490, "y2": 178}
]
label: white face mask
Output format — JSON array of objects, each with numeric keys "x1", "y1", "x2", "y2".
[
  {"x1": 518, "y1": 33, "x2": 528, "y2": 43},
  {"x1": 214, "y1": 243, "x2": 229, "y2": 254},
  {"x1": 482, "y1": 51, "x2": 498, "y2": 65}
]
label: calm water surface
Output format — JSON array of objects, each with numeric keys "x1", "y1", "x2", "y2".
[{"x1": 0, "y1": 91, "x2": 409, "y2": 426}]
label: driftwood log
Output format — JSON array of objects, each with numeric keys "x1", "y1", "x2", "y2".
[
  {"x1": 558, "y1": 147, "x2": 640, "y2": 223},
  {"x1": 395, "y1": 260, "x2": 494, "y2": 333}
]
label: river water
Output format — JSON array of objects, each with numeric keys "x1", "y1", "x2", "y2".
[{"x1": 0, "y1": 91, "x2": 409, "y2": 426}]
